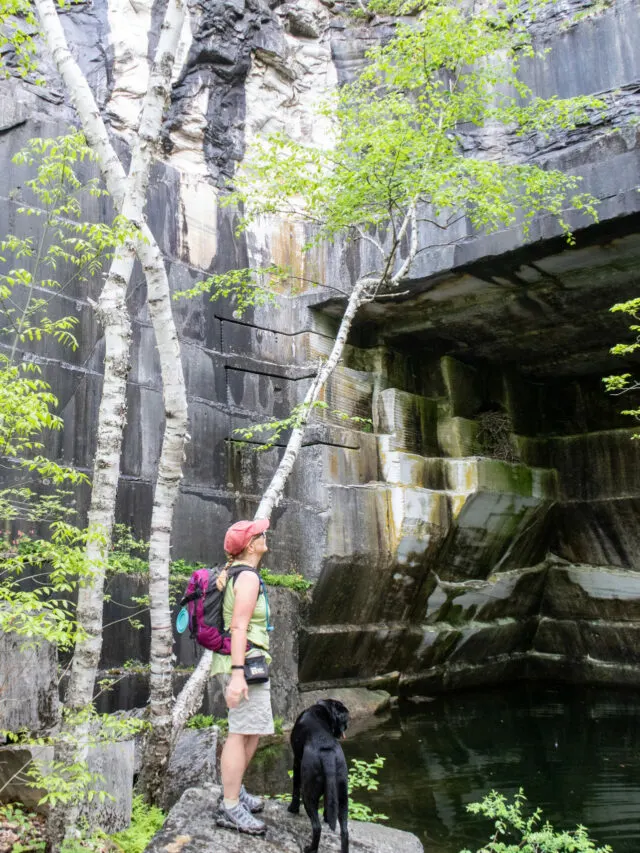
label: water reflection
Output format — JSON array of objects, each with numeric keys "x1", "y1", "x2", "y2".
[{"x1": 247, "y1": 685, "x2": 640, "y2": 852}]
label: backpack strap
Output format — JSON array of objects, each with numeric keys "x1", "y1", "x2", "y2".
[
  {"x1": 227, "y1": 563, "x2": 255, "y2": 585},
  {"x1": 226, "y1": 564, "x2": 274, "y2": 635}
]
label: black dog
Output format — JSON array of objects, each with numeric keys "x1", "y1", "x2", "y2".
[{"x1": 288, "y1": 699, "x2": 350, "y2": 853}]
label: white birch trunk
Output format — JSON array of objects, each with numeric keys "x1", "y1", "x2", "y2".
[
  {"x1": 34, "y1": 0, "x2": 187, "y2": 837},
  {"x1": 171, "y1": 650, "x2": 213, "y2": 736},
  {"x1": 137, "y1": 224, "x2": 188, "y2": 804},
  {"x1": 44, "y1": 241, "x2": 135, "y2": 850}
]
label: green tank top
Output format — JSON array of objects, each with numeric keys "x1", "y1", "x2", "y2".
[{"x1": 210, "y1": 567, "x2": 271, "y2": 676}]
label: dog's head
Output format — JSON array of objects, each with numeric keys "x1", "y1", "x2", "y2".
[{"x1": 317, "y1": 699, "x2": 350, "y2": 739}]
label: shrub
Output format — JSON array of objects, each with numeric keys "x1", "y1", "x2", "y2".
[{"x1": 460, "y1": 789, "x2": 612, "y2": 853}]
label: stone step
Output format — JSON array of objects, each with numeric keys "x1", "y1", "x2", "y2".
[{"x1": 377, "y1": 443, "x2": 557, "y2": 499}]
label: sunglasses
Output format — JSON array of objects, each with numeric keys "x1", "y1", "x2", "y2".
[{"x1": 252, "y1": 531, "x2": 267, "y2": 541}]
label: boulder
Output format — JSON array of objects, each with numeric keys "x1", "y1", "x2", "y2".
[
  {"x1": 144, "y1": 786, "x2": 423, "y2": 853},
  {"x1": 164, "y1": 727, "x2": 219, "y2": 810},
  {"x1": 294, "y1": 687, "x2": 391, "y2": 720}
]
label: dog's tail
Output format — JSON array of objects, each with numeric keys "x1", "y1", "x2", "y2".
[{"x1": 320, "y1": 747, "x2": 338, "y2": 830}]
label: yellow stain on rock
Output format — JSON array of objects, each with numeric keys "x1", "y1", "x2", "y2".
[
  {"x1": 178, "y1": 177, "x2": 217, "y2": 270},
  {"x1": 270, "y1": 219, "x2": 325, "y2": 296}
]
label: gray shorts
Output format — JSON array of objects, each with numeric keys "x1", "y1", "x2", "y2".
[{"x1": 224, "y1": 678, "x2": 274, "y2": 736}]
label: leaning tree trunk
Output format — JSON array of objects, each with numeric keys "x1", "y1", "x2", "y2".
[
  {"x1": 171, "y1": 203, "x2": 419, "y2": 734},
  {"x1": 257, "y1": 204, "x2": 417, "y2": 517},
  {"x1": 170, "y1": 275, "x2": 368, "y2": 732},
  {"x1": 34, "y1": 0, "x2": 186, "y2": 843}
]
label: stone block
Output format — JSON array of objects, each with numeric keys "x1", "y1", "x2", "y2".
[
  {"x1": 0, "y1": 632, "x2": 58, "y2": 735},
  {"x1": 266, "y1": 586, "x2": 305, "y2": 721},
  {"x1": 424, "y1": 565, "x2": 547, "y2": 625},
  {"x1": 172, "y1": 275, "x2": 222, "y2": 348},
  {"x1": 437, "y1": 416, "x2": 478, "y2": 457},
  {"x1": 374, "y1": 388, "x2": 439, "y2": 455},
  {"x1": 313, "y1": 484, "x2": 449, "y2": 622},
  {"x1": 130, "y1": 322, "x2": 162, "y2": 391},
  {"x1": 534, "y1": 617, "x2": 640, "y2": 666},
  {"x1": 441, "y1": 356, "x2": 483, "y2": 418},
  {"x1": 285, "y1": 442, "x2": 377, "y2": 510},
  {"x1": 100, "y1": 574, "x2": 150, "y2": 668},
  {"x1": 182, "y1": 400, "x2": 231, "y2": 487},
  {"x1": 226, "y1": 367, "x2": 310, "y2": 420},
  {"x1": 164, "y1": 727, "x2": 218, "y2": 810},
  {"x1": 379, "y1": 447, "x2": 428, "y2": 487},
  {"x1": 167, "y1": 489, "x2": 236, "y2": 565},
  {"x1": 529, "y1": 428, "x2": 640, "y2": 502},
  {"x1": 299, "y1": 624, "x2": 419, "y2": 684},
  {"x1": 114, "y1": 478, "x2": 154, "y2": 542},
  {"x1": 262, "y1": 501, "x2": 329, "y2": 578},
  {"x1": 320, "y1": 366, "x2": 373, "y2": 428},
  {"x1": 57, "y1": 366, "x2": 103, "y2": 471},
  {"x1": 294, "y1": 687, "x2": 390, "y2": 720},
  {"x1": 399, "y1": 655, "x2": 527, "y2": 695},
  {"x1": 221, "y1": 322, "x2": 330, "y2": 367},
  {"x1": 180, "y1": 341, "x2": 226, "y2": 402},
  {"x1": 443, "y1": 457, "x2": 557, "y2": 500},
  {"x1": 438, "y1": 491, "x2": 552, "y2": 580},
  {"x1": 121, "y1": 384, "x2": 165, "y2": 480},
  {"x1": 447, "y1": 620, "x2": 538, "y2": 665},
  {"x1": 525, "y1": 652, "x2": 640, "y2": 689},
  {"x1": 0, "y1": 740, "x2": 134, "y2": 832},
  {"x1": 553, "y1": 498, "x2": 640, "y2": 569},
  {"x1": 542, "y1": 563, "x2": 640, "y2": 622}
]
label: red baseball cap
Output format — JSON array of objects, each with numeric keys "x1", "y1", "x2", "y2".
[{"x1": 223, "y1": 518, "x2": 270, "y2": 556}]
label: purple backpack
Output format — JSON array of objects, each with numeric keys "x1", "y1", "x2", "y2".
[{"x1": 179, "y1": 565, "x2": 250, "y2": 653}]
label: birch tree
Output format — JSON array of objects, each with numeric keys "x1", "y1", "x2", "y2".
[
  {"x1": 0, "y1": 0, "x2": 188, "y2": 841},
  {"x1": 172, "y1": 0, "x2": 602, "y2": 723}
]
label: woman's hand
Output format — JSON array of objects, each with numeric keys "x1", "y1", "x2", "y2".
[{"x1": 225, "y1": 671, "x2": 249, "y2": 708}]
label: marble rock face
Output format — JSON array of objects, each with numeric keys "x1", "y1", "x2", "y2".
[{"x1": 0, "y1": 0, "x2": 640, "y2": 706}]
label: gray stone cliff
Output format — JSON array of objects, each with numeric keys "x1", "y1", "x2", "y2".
[{"x1": 1, "y1": 0, "x2": 640, "y2": 712}]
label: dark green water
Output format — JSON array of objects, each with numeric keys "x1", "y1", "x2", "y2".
[{"x1": 247, "y1": 685, "x2": 640, "y2": 852}]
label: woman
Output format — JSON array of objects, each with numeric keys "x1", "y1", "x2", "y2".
[{"x1": 213, "y1": 518, "x2": 273, "y2": 835}]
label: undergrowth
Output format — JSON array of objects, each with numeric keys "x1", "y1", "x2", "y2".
[{"x1": 110, "y1": 795, "x2": 165, "y2": 853}]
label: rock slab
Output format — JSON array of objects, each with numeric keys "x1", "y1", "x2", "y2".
[
  {"x1": 0, "y1": 741, "x2": 134, "y2": 832},
  {"x1": 0, "y1": 631, "x2": 58, "y2": 734},
  {"x1": 144, "y1": 786, "x2": 423, "y2": 853}
]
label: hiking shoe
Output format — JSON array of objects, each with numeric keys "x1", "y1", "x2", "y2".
[
  {"x1": 216, "y1": 801, "x2": 266, "y2": 835},
  {"x1": 240, "y1": 784, "x2": 264, "y2": 814}
]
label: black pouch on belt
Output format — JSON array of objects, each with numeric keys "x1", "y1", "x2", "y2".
[{"x1": 244, "y1": 654, "x2": 269, "y2": 684}]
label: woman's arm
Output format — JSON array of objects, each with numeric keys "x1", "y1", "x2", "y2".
[{"x1": 225, "y1": 571, "x2": 260, "y2": 708}]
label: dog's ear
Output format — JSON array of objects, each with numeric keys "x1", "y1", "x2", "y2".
[{"x1": 324, "y1": 699, "x2": 350, "y2": 737}]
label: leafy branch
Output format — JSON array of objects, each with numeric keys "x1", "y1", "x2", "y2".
[{"x1": 173, "y1": 264, "x2": 288, "y2": 318}]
